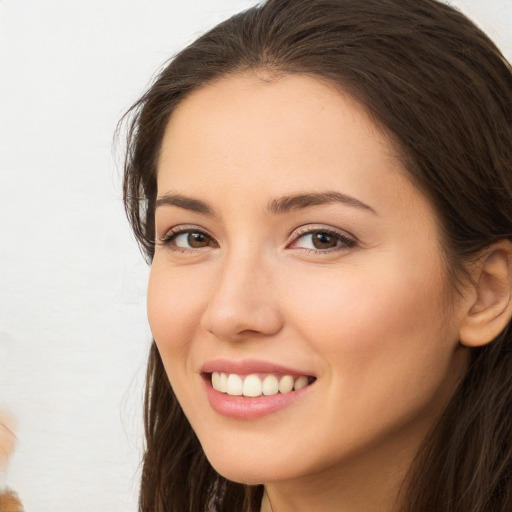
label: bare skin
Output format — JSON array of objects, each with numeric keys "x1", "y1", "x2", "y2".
[{"x1": 149, "y1": 73, "x2": 476, "y2": 511}]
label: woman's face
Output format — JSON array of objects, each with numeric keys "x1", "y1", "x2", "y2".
[{"x1": 148, "y1": 74, "x2": 470, "y2": 487}]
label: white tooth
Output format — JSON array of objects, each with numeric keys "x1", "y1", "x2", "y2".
[
  {"x1": 218, "y1": 372, "x2": 228, "y2": 393},
  {"x1": 243, "y1": 374, "x2": 263, "y2": 397},
  {"x1": 294, "y1": 376, "x2": 309, "y2": 390},
  {"x1": 226, "y1": 374, "x2": 243, "y2": 396},
  {"x1": 212, "y1": 372, "x2": 221, "y2": 391},
  {"x1": 262, "y1": 375, "x2": 279, "y2": 396},
  {"x1": 279, "y1": 375, "x2": 294, "y2": 394}
]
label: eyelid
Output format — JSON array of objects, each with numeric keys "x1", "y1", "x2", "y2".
[
  {"x1": 157, "y1": 224, "x2": 218, "y2": 249},
  {"x1": 290, "y1": 224, "x2": 357, "y2": 241},
  {"x1": 287, "y1": 224, "x2": 357, "y2": 251},
  {"x1": 157, "y1": 224, "x2": 194, "y2": 244}
]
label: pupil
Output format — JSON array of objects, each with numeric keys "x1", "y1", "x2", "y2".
[
  {"x1": 188, "y1": 232, "x2": 209, "y2": 248},
  {"x1": 313, "y1": 233, "x2": 336, "y2": 249}
]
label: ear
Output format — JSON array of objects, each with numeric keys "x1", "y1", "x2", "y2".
[{"x1": 459, "y1": 240, "x2": 512, "y2": 347}]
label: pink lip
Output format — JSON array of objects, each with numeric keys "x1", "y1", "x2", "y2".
[
  {"x1": 204, "y1": 383, "x2": 312, "y2": 420},
  {"x1": 201, "y1": 358, "x2": 314, "y2": 377},
  {"x1": 200, "y1": 359, "x2": 316, "y2": 420}
]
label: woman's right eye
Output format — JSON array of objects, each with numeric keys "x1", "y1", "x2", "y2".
[{"x1": 159, "y1": 228, "x2": 217, "y2": 251}]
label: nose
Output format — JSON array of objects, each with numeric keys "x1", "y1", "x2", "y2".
[{"x1": 200, "y1": 252, "x2": 283, "y2": 342}]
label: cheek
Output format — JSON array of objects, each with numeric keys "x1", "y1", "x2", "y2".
[
  {"x1": 147, "y1": 261, "x2": 206, "y2": 363},
  {"x1": 278, "y1": 258, "x2": 463, "y2": 451},
  {"x1": 282, "y1": 256, "x2": 455, "y2": 386}
]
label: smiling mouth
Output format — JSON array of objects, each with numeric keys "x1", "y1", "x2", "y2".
[{"x1": 207, "y1": 372, "x2": 317, "y2": 398}]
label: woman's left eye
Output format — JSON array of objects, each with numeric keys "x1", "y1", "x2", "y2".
[{"x1": 289, "y1": 229, "x2": 356, "y2": 252}]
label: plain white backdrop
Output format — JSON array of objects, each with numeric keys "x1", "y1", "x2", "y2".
[{"x1": 1, "y1": 1, "x2": 511, "y2": 510}]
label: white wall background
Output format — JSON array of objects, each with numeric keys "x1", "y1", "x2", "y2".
[{"x1": 0, "y1": 1, "x2": 510, "y2": 511}]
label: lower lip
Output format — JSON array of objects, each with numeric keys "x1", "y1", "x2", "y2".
[{"x1": 203, "y1": 377, "x2": 313, "y2": 420}]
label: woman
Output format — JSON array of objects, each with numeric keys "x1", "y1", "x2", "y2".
[{"x1": 121, "y1": 0, "x2": 512, "y2": 510}]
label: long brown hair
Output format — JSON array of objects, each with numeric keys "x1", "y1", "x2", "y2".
[{"x1": 121, "y1": 1, "x2": 512, "y2": 510}]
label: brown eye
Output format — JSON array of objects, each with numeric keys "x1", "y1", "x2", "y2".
[
  {"x1": 291, "y1": 228, "x2": 356, "y2": 253},
  {"x1": 311, "y1": 232, "x2": 338, "y2": 250},
  {"x1": 160, "y1": 229, "x2": 217, "y2": 250},
  {"x1": 187, "y1": 232, "x2": 211, "y2": 248}
]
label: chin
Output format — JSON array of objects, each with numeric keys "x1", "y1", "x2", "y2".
[{"x1": 203, "y1": 447, "x2": 292, "y2": 485}]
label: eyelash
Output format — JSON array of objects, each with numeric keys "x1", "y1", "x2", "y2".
[
  {"x1": 157, "y1": 225, "x2": 218, "y2": 253},
  {"x1": 289, "y1": 226, "x2": 357, "y2": 254},
  {"x1": 157, "y1": 225, "x2": 357, "y2": 254}
]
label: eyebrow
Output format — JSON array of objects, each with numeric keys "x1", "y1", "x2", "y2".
[
  {"x1": 155, "y1": 191, "x2": 377, "y2": 216},
  {"x1": 267, "y1": 191, "x2": 377, "y2": 215},
  {"x1": 155, "y1": 194, "x2": 214, "y2": 215}
]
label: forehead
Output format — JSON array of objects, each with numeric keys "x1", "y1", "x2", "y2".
[
  {"x1": 156, "y1": 72, "x2": 421, "y2": 218},
  {"x1": 160, "y1": 72, "x2": 390, "y2": 163}
]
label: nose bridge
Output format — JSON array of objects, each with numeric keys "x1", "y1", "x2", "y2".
[{"x1": 201, "y1": 244, "x2": 282, "y2": 341}]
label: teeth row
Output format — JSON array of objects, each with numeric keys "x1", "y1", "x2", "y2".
[{"x1": 211, "y1": 372, "x2": 310, "y2": 397}]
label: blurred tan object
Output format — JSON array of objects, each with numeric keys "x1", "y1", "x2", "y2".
[
  {"x1": 0, "y1": 411, "x2": 23, "y2": 511},
  {"x1": 0, "y1": 489, "x2": 24, "y2": 512},
  {"x1": 0, "y1": 412, "x2": 16, "y2": 474}
]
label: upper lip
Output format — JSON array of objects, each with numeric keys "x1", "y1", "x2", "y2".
[{"x1": 200, "y1": 359, "x2": 315, "y2": 377}]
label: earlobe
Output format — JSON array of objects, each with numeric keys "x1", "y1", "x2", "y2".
[{"x1": 459, "y1": 240, "x2": 512, "y2": 347}]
